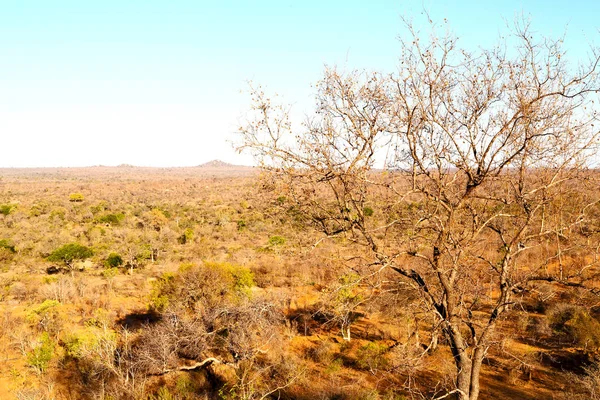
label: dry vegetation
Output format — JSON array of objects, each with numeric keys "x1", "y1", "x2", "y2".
[
  {"x1": 0, "y1": 165, "x2": 599, "y2": 400},
  {"x1": 2, "y1": 14, "x2": 600, "y2": 400}
]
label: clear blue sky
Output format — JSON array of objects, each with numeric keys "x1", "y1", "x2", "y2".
[{"x1": 0, "y1": 0, "x2": 598, "y2": 167}]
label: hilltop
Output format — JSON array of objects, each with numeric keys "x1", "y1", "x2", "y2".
[{"x1": 197, "y1": 159, "x2": 243, "y2": 168}]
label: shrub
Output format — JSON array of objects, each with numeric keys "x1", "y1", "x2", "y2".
[
  {"x1": 102, "y1": 267, "x2": 119, "y2": 280},
  {"x1": 27, "y1": 332, "x2": 54, "y2": 374},
  {"x1": 148, "y1": 387, "x2": 175, "y2": 400},
  {"x1": 356, "y1": 342, "x2": 389, "y2": 372},
  {"x1": 547, "y1": 303, "x2": 600, "y2": 350},
  {"x1": 48, "y1": 243, "x2": 93, "y2": 267},
  {"x1": 29, "y1": 299, "x2": 61, "y2": 317},
  {"x1": 0, "y1": 239, "x2": 16, "y2": 253},
  {"x1": 177, "y1": 228, "x2": 194, "y2": 244},
  {"x1": 308, "y1": 340, "x2": 337, "y2": 364},
  {"x1": 149, "y1": 262, "x2": 255, "y2": 312},
  {"x1": 136, "y1": 243, "x2": 154, "y2": 261},
  {"x1": 29, "y1": 202, "x2": 48, "y2": 217},
  {"x1": 268, "y1": 235, "x2": 286, "y2": 246},
  {"x1": 105, "y1": 252, "x2": 123, "y2": 268},
  {"x1": 96, "y1": 213, "x2": 125, "y2": 225},
  {"x1": 0, "y1": 204, "x2": 15, "y2": 215},
  {"x1": 69, "y1": 193, "x2": 85, "y2": 202},
  {"x1": 263, "y1": 235, "x2": 286, "y2": 251},
  {"x1": 64, "y1": 329, "x2": 100, "y2": 358},
  {"x1": 90, "y1": 201, "x2": 108, "y2": 215},
  {"x1": 175, "y1": 374, "x2": 198, "y2": 397},
  {"x1": 149, "y1": 272, "x2": 176, "y2": 312},
  {"x1": 49, "y1": 207, "x2": 67, "y2": 220},
  {"x1": 363, "y1": 206, "x2": 374, "y2": 217},
  {"x1": 27, "y1": 300, "x2": 64, "y2": 334},
  {"x1": 325, "y1": 358, "x2": 344, "y2": 374}
]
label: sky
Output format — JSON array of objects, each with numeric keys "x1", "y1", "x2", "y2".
[{"x1": 0, "y1": 0, "x2": 599, "y2": 167}]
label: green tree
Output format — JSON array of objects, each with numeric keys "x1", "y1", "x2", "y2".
[{"x1": 48, "y1": 243, "x2": 93, "y2": 271}]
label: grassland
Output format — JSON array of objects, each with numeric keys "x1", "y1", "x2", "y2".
[{"x1": 0, "y1": 166, "x2": 597, "y2": 400}]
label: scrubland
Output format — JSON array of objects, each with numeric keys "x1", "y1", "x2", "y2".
[{"x1": 0, "y1": 166, "x2": 599, "y2": 400}]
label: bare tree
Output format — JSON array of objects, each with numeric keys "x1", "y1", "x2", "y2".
[{"x1": 239, "y1": 18, "x2": 600, "y2": 400}]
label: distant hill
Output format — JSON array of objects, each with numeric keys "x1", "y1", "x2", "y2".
[{"x1": 197, "y1": 160, "x2": 242, "y2": 168}]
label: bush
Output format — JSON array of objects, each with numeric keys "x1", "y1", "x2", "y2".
[
  {"x1": 69, "y1": 193, "x2": 85, "y2": 202},
  {"x1": 105, "y1": 252, "x2": 123, "y2": 268},
  {"x1": 0, "y1": 204, "x2": 15, "y2": 215},
  {"x1": 149, "y1": 262, "x2": 255, "y2": 312},
  {"x1": 276, "y1": 196, "x2": 287, "y2": 205},
  {"x1": 0, "y1": 239, "x2": 16, "y2": 253},
  {"x1": 356, "y1": 342, "x2": 389, "y2": 372},
  {"x1": 27, "y1": 332, "x2": 54, "y2": 374},
  {"x1": 149, "y1": 272, "x2": 176, "y2": 312},
  {"x1": 308, "y1": 340, "x2": 337, "y2": 364},
  {"x1": 177, "y1": 228, "x2": 194, "y2": 244},
  {"x1": 262, "y1": 235, "x2": 287, "y2": 251},
  {"x1": 64, "y1": 329, "x2": 99, "y2": 358},
  {"x1": 96, "y1": 213, "x2": 125, "y2": 225},
  {"x1": 268, "y1": 235, "x2": 286, "y2": 247},
  {"x1": 48, "y1": 243, "x2": 93, "y2": 267},
  {"x1": 547, "y1": 303, "x2": 600, "y2": 350},
  {"x1": 29, "y1": 299, "x2": 61, "y2": 317},
  {"x1": 363, "y1": 206, "x2": 374, "y2": 217}
]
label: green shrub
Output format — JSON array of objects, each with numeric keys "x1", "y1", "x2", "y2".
[
  {"x1": 149, "y1": 387, "x2": 175, "y2": 400},
  {"x1": 363, "y1": 206, "x2": 374, "y2": 217},
  {"x1": 90, "y1": 201, "x2": 108, "y2": 215},
  {"x1": 0, "y1": 239, "x2": 16, "y2": 253},
  {"x1": 149, "y1": 272, "x2": 176, "y2": 312},
  {"x1": 0, "y1": 204, "x2": 15, "y2": 215},
  {"x1": 175, "y1": 374, "x2": 198, "y2": 396},
  {"x1": 325, "y1": 358, "x2": 344, "y2": 374},
  {"x1": 105, "y1": 252, "x2": 123, "y2": 268},
  {"x1": 102, "y1": 267, "x2": 119, "y2": 280},
  {"x1": 47, "y1": 243, "x2": 93, "y2": 266},
  {"x1": 177, "y1": 228, "x2": 194, "y2": 244},
  {"x1": 27, "y1": 332, "x2": 54, "y2": 373},
  {"x1": 49, "y1": 207, "x2": 67, "y2": 220},
  {"x1": 69, "y1": 193, "x2": 85, "y2": 202},
  {"x1": 29, "y1": 299, "x2": 60, "y2": 316},
  {"x1": 267, "y1": 235, "x2": 286, "y2": 248},
  {"x1": 548, "y1": 303, "x2": 600, "y2": 350},
  {"x1": 356, "y1": 342, "x2": 389, "y2": 372},
  {"x1": 29, "y1": 202, "x2": 48, "y2": 217},
  {"x1": 222, "y1": 262, "x2": 255, "y2": 295},
  {"x1": 64, "y1": 329, "x2": 99, "y2": 358},
  {"x1": 96, "y1": 213, "x2": 125, "y2": 225},
  {"x1": 197, "y1": 261, "x2": 255, "y2": 298},
  {"x1": 27, "y1": 300, "x2": 63, "y2": 334},
  {"x1": 136, "y1": 243, "x2": 154, "y2": 261}
]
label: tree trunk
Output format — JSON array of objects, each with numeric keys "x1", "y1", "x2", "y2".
[
  {"x1": 469, "y1": 348, "x2": 485, "y2": 400},
  {"x1": 341, "y1": 323, "x2": 351, "y2": 341},
  {"x1": 444, "y1": 323, "x2": 477, "y2": 400}
]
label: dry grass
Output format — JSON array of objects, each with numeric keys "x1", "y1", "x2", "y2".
[{"x1": 0, "y1": 166, "x2": 598, "y2": 399}]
